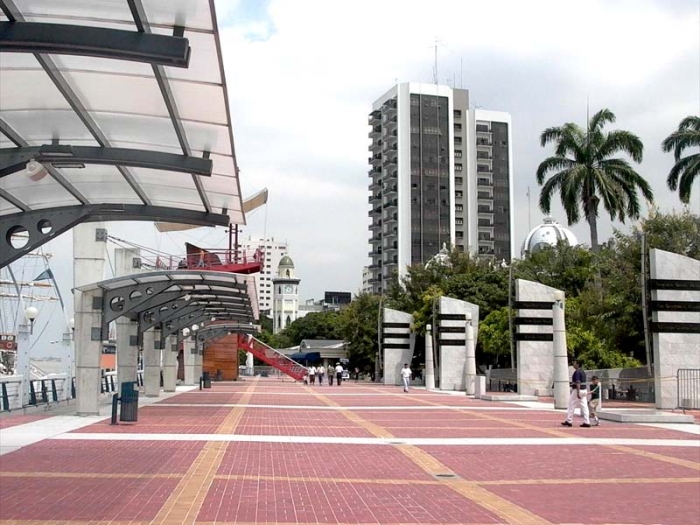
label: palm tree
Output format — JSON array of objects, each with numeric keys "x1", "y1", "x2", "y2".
[
  {"x1": 536, "y1": 109, "x2": 654, "y2": 251},
  {"x1": 662, "y1": 116, "x2": 700, "y2": 204}
]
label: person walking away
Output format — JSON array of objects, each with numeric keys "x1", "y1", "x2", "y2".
[
  {"x1": 562, "y1": 360, "x2": 591, "y2": 428},
  {"x1": 308, "y1": 365, "x2": 316, "y2": 385},
  {"x1": 335, "y1": 363, "x2": 343, "y2": 386},
  {"x1": 316, "y1": 364, "x2": 325, "y2": 386},
  {"x1": 355, "y1": 367, "x2": 360, "y2": 381},
  {"x1": 588, "y1": 375, "x2": 601, "y2": 426},
  {"x1": 328, "y1": 366, "x2": 334, "y2": 386},
  {"x1": 400, "y1": 363, "x2": 412, "y2": 393}
]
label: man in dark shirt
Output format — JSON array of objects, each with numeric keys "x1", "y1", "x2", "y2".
[{"x1": 561, "y1": 360, "x2": 591, "y2": 427}]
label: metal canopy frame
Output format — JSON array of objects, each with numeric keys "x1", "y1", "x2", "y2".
[
  {"x1": 1, "y1": 204, "x2": 230, "y2": 268},
  {"x1": 0, "y1": 21, "x2": 191, "y2": 67},
  {"x1": 0, "y1": 145, "x2": 213, "y2": 178},
  {"x1": 195, "y1": 323, "x2": 257, "y2": 351},
  {"x1": 75, "y1": 270, "x2": 256, "y2": 342},
  {"x1": 0, "y1": 0, "x2": 246, "y2": 269}
]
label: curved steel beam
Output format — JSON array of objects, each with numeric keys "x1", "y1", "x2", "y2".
[
  {"x1": 0, "y1": 145, "x2": 212, "y2": 178},
  {"x1": 0, "y1": 204, "x2": 229, "y2": 268},
  {"x1": 0, "y1": 21, "x2": 190, "y2": 67}
]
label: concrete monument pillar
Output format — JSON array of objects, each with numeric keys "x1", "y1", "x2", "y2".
[
  {"x1": 114, "y1": 248, "x2": 141, "y2": 393},
  {"x1": 515, "y1": 279, "x2": 561, "y2": 397},
  {"x1": 437, "y1": 296, "x2": 479, "y2": 391},
  {"x1": 162, "y1": 335, "x2": 178, "y2": 392},
  {"x1": 650, "y1": 249, "x2": 700, "y2": 409},
  {"x1": 16, "y1": 323, "x2": 30, "y2": 406},
  {"x1": 425, "y1": 324, "x2": 436, "y2": 390},
  {"x1": 245, "y1": 351, "x2": 254, "y2": 376},
  {"x1": 382, "y1": 308, "x2": 414, "y2": 386},
  {"x1": 464, "y1": 312, "x2": 476, "y2": 395},
  {"x1": 73, "y1": 223, "x2": 106, "y2": 415},
  {"x1": 552, "y1": 291, "x2": 569, "y2": 408},
  {"x1": 183, "y1": 337, "x2": 196, "y2": 385},
  {"x1": 142, "y1": 328, "x2": 160, "y2": 397}
]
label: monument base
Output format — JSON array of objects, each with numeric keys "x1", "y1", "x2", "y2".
[{"x1": 598, "y1": 409, "x2": 695, "y2": 424}]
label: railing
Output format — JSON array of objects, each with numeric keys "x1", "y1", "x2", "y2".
[
  {"x1": 678, "y1": 369, "x2": 700, "y2": 410},
  {"x1": 1, "y1": 374, "x2": 75, "y2": 412},
  {"x1": 141, "y1": 248, "x2": 263, "y2": 272},
  {"x1": 238, "y1": 335, "x2": 307, "y2": 381}
]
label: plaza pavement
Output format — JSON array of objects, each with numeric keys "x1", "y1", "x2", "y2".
[{"x1": 0, "y1": 378, "x2": 698, "y2": 525}]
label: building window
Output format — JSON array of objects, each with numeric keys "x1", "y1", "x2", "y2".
[
  {"x1": 456, "y1": 231, "x2": 464, "y2": 238},
  {"x1": 454, "y1": 137, "x2": 462, "y2": 145},
  {"x1": 456, "y1": 218, "x2": 463, "y2": 225},
  {"x1": 455, "y1": 150, "x2": 462, "y2": 158},
  {"x1": 455, "y1": 177, "x2": 463, "y2": 185},
  {"x1": 454, "y1": 123, "x2": 462, "y2": 131},
  {"x1": 454, "y1": 110, "x2": 462, "y2": 118},
  {"x1": 455, "y1": 164, "x2": 463, "y2": 171}
]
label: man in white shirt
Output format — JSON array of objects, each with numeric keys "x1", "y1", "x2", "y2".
[
  {"x1": 400, "y1": 363, "x2": 412, "y2": 392},
  {"x1": 308, "y1": 365, "x2": 316, "y2": 385},
  {"x1": 316, "y1": 365, "x2": 325, "y2": 386},
  {"x1": 334, "y1": 363, "x2": 343, "y2": 386}
]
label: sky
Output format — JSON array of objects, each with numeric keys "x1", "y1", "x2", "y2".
[{"x1": 9, "y1": 0, "x2": 700, "y2": 357}]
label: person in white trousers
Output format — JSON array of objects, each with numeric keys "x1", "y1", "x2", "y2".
[
  {"x1": 561, "y1": 360, "x2": 591, "y2": 428},
  {"x1": 400, "y1": 364, "x2": 412, "y2": 393}
]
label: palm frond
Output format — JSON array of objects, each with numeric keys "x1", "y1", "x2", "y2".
[
  {"x1": 540, "y1": 126, "x2": 564, "y2": 147},
  {"x1": 589, "y1": 108, "x2": 616, "y2": 133},
  {"x1": 535, "y1": 156, "x2": 575, "y2": 185},
  {"x1": 666, "y1": 154, "x2": 697, "y2": 190},
  {"x1": 661, "y1": 128, "x2": 700, "y2": 161},
  {"x1": 597, "y1": 130, "x2": 644, "y2": 163},
  {"x1": 678, "y1": 115, "x2": 700, "y2": 131},
  {"x1": 678, "y1": 154, "x2": 700, "y2": 204}
]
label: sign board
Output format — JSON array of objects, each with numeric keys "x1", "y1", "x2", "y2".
[{"x1": 0, "y1": 333, "x2": 17, "y2": 352}]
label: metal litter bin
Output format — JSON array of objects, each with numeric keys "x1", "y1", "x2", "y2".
[
  {"x1": 202, "y1": 372, "x2": 212, "y2": 389},
  {"x1": 120, "y1": 381, "x2": 139, "y2": 422}
]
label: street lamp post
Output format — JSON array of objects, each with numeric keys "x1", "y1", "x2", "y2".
[{"x1": 17, "y1": 306, "x2": 39, "y2": 405}]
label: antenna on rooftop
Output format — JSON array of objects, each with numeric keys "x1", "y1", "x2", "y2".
[{"x1": 431, "y1": 37, "x2": 444, "y2": 85}]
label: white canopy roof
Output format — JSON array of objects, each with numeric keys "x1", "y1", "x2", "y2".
[{"x1": 0, "y1": 0, "x2": 243, "y2": 224}]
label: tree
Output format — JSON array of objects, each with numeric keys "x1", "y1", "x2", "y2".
[
  {"x1": 340, "y1": 293, "x2": 380, "y2": 371},
  {"x1": 282, "y1": 310, "x2": 343, "y2": 345},
  {"x1": 537, "y1": 108, "x2": 653, "y2": 251},
  {"x1": 514, "y1": 243, "x2": 595, "y2": 297},
  {"x1": 479, "y1": 307, "x2": 511, "y2": 367},
  {"x1": 662, "y1": 116, "x2": 700, "y2": 204}
]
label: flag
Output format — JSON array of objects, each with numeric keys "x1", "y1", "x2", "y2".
[{"x1": 34, "y1": 269, "x2": 54, "y2": 281}]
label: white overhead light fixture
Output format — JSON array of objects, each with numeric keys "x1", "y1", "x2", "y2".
[
  {"x1": 25, "y1": 306, "x2": 39, "y2": 334},
  {"x1": 182, "y1": 327, "x2": 190, "y2": 337},
  {"x1": 553, "y1": 290, "x2": 565, "y2": 302},
  {"x1": 69, "y1": 317, "x2": 75, "y2": 330},
  {"x1": 26, "y1": 160, "x2": 48, "y2": 181},
  {"x1": 191, "y1": 323, "x2": 199, "y2": 332}
]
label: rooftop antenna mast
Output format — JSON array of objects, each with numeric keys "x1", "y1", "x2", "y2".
[{"x1": 432, "y1": 37, "x2": 443, "y2": 85}]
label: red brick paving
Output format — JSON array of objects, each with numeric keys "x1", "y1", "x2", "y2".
[
  {"x1": 199, "y1": 479, "x2": 502, "y2": 524},
  {"x1": 0, "y1": 413, "x2": 50, "y2": 429},
  {"x1": 420, "y1": 445, "x2": 698, "y2": 481},
  {"x1": 0, "y1": 476, "x2": 178, "y2": 521},
  {"x1": 0, "y1": 379, "x2": 697, "y2": 525},
  {"x1": 488, "y1": 481, "x2": 700, "y2": 525},
  {"x1": 217, "y1": 442, "x2": 434, "y2": 480},
  {"x1": 0, "y1": 439, "x2": 203, "y2": 474}
]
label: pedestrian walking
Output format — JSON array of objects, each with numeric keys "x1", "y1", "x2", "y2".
[
  {"x1": 561, "y1": 360, "x2": 591, "y2": 428},
  {"x1": 401, "y1": 363, "x2": 412, "y2": 392},
  {"x1": 316, "y1": 364, "x2": 325, "y2": 386},
  {"x1": 308, "y1": 365, "x2": 316, "y2": 385},
  {"x1": 335, "y1": 363, "x2": 343, "y2": 386},
  {"x1": 588, "y1": 375, "x2": 601, "y2": 426},
  {"x1": 355, "y1": 367, "x2": 360, "y2": 381},
  {"x1": 328, "y1": 367, "x2": 334, "y2": 385}
]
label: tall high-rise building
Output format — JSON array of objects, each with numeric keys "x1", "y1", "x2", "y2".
[
  {"x1": 241, "y1": 237, "x2": 289, "y2": 314},
  {"x1": 367, "y1": 83, "x2": 513, "y2": 294}
]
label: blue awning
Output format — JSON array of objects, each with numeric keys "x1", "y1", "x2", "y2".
[{"x1": 289, "y1": 351, "x2": 321, "y2": 363}]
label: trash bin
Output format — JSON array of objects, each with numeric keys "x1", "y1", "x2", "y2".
[
  {"x1": 202, "y1": 371, "x2": 212, "y2": 389},
  {"x1": 120, "y1": 381, "x2": 139, "y2": 422}
]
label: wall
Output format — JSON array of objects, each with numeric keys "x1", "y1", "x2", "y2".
[{"x1": 203, "y1": 333, "x2": 240, "y2": 381}]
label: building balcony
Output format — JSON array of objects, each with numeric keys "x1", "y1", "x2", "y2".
[
  {"x1": 384, "y1": 229, "x2": 397, "y2": 238},
  {"x1": 478, "y1": 205, "x2": 493, "y2": 214},
  {"x1": 384, "y1": 185, "x2": 397, "y2": 197},
  {"x1": 369, "y1": 154, "x2": 382, "y2": 166},
  {"x1": 368, "y1": 126, "x2": 382, "y2": 139},
  {"x1": 383, "y1": 101, "x2": 397, "y2": 118},
  {"x1": 369, "y1": 250, "x2": 382, "y2": 257},
  {"x1": 369, "y1": 207, "x2": 382, "y2": 216},
  {"x1": 369, "y1": 221, "x2": 382, "y2": 230},
  {"x1": 369, "y1": 140, "x2": 382, "y2": 152},
  {"x1": 368, "y1": 111, "x2": 381, "y2": 126},
  {"x1": 477, "y1": 178, "x2": 492, "y2": 187},
  {"x1": 384, "y1": 214, "x2": 398, "y2": 224},
  {"x1": 478, "y1": 191, "x2": 491, "y2": 200},
  {"x1": 383, "y1": 199, "x2": 398, "y2": 209},
  {"x1": 476, "y1": 138, "x2": 493, "y2": 147},
  {"x1": 476, "y1": 124, "x2": 491, "y2": 133},
  {"x1": 478, "y1": 234, "x2": 494, "y2": 242},
  {"x1": 478, "y1": 219, "x2": 493, "y2": 227},
  {"x1": 368, "y1": 193, "x2": 382, "y2": 203},
  {"x1": 476, "y1": 152, "x2": 492, "y2": 160}
]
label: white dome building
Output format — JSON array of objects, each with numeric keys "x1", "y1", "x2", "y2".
[{"x1": 521, "y1": 217, "x2": 579, "y2": 257}]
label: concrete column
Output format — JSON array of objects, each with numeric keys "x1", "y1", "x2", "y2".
[
  {"x1": 194, "y1": 341, "x2": 203, "y2": 381},
  {"x1": 142, "y1": 328, "x2": 160, "y2": 397},
  {"x1": 425, "y1": 325, "x2": 435, "y2": 390},
  {"x1": 246, "y1": 351, "x2": 254, "y2": 376},
  {"x1": 464, "y1": 313, "x2": 476, "y2": 396},
  {"x1": 163, "y1": 335, "x2": 178, "y2": 392},
  {"x1": 552, "y1": 291, "x2": 569, "y2": 409},
  {"x1": 116, "y1": 320, "x2": 139, "y2": 394},
  {"x1": 73, "y1": 223, "x2": 106, "y2": 416},
  {"x1": 61, "y1": 330, "x2": 73, "y2": 399},
  {"x1": 16, "y1": 323, "x2": 30, "y2": 406},
  {"x1": 183, "y1": 338, "x2": 196, "y2": 385},
  {"x1": 74, "y1": 289, "x2": 103, "y2": 415}
]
